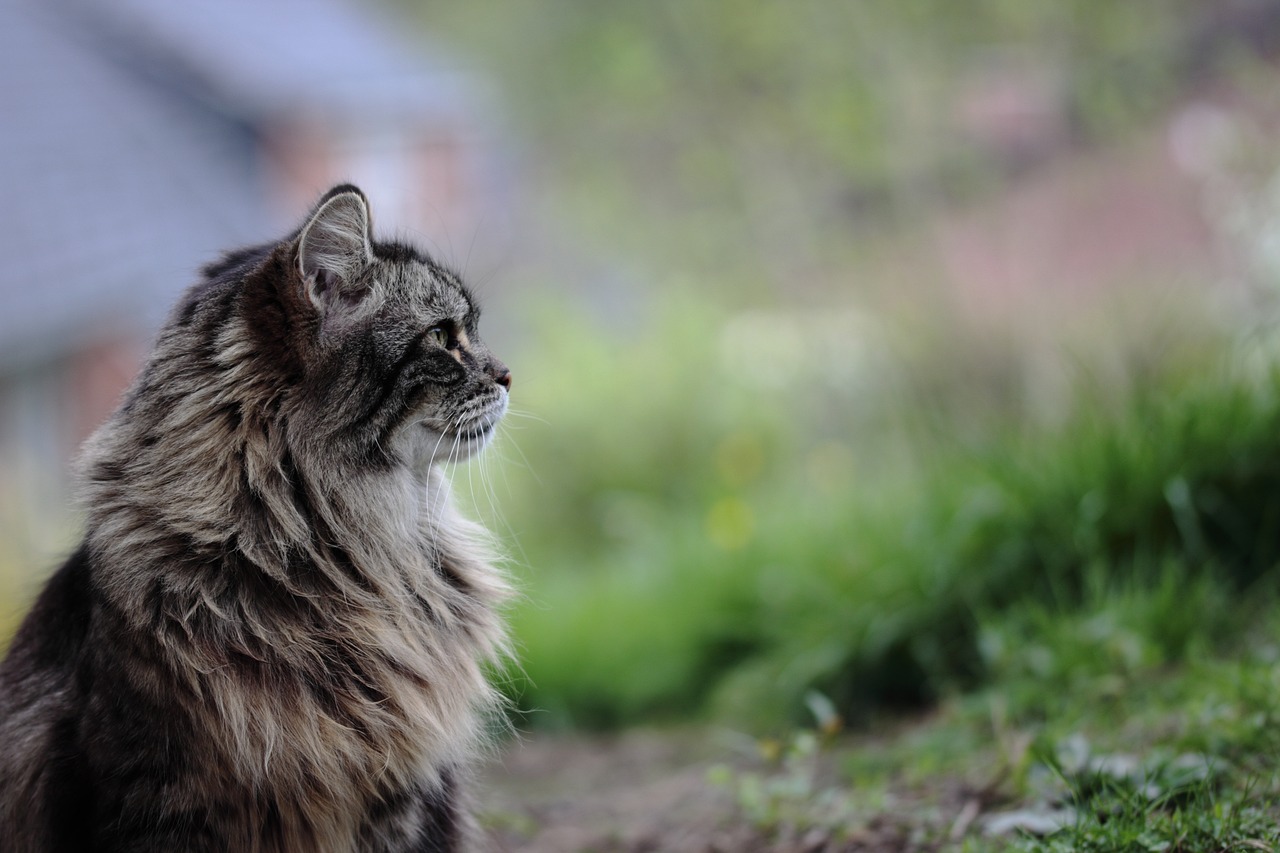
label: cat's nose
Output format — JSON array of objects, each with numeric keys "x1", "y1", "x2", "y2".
[{"x1": 485, "y1": 356, "x2": 512, "y2": 390}]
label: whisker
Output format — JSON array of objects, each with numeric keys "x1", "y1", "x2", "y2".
[
  {"x1": 502, "y1": 408, "x2": 550, "y2": 426},
  {"x1": 499, "y1": 430, "x2": 542, "y2": 488}
]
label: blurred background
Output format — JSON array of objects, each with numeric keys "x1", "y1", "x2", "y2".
[{"x1": 8, "y1": 0, "x2": 1280, "y2": 844}]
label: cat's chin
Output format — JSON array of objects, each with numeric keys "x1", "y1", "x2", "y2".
[
  {"x1": 403, "y1": 428, "x2": 480, "y2": 469},
  {"x1": 406, "y1": 415, "x2": 501, "y2": 468}
]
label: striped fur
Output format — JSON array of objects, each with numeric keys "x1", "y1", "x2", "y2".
[{"x1": 0, "y1": 186, "x2": 512, "y2": 852}]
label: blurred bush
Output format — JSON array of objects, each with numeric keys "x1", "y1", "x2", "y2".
[{"x1": 457, "y1": 284, "x2": 1280, "y2": 730}]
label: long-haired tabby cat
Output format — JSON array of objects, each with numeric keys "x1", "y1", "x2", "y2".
[{"x1": 0, "y1": 185, "x2": 513, "y2": 852}]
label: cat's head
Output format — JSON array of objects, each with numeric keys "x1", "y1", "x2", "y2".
[
  {"x1": 291, "y1": 185, "x2": 509, "y2": 468},
  {"x1": 198, "y1": 184, "x2": 510, "y2": 471}
]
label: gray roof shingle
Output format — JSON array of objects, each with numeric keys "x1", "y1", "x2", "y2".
[
  {"x1": 81, "y1": 0, "x2": 473, "y2": 123},
  {"x1": 0, "y1": 1, "x2": 265, "y2": 369}
]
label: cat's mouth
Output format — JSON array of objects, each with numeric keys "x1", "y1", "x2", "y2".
[
  {"x1": 413, "y1": 395, "x2": 506, "y2": 466},
  {"x1": 422, "y1": 403, "x2": 505, "y2": 446},
  {"x1": 451, "y1": 420, "x2": 496, "y2": 443}
]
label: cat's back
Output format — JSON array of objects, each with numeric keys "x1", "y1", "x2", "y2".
[
  {"x1": 1, "y1": 545, "x2": 92, "y2": 711},
  {"x1": 0, "y1": 547, "x2": 95, "y2": 852}
]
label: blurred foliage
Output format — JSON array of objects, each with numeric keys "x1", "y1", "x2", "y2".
[
  {"x1": 405, "y1": 0, "x2": 1228, "y2": 292},
  {"x1": 388, "y1": 0, "x2": 1280, "y2": 739},
  {"x1": 0, "y1": 547, "x2": 25, "y2": 654},
  {"x1": 452, "y1": 282, "x2": 1280, "y2": 729}
]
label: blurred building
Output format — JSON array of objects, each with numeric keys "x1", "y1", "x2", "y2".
[{"x1": 0, "y1": 0, "x2": 500, "y2": 561}]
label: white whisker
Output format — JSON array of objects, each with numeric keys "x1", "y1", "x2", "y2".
[{"x1": 502, "y1": 408, "x2": 550, "y2": 426}]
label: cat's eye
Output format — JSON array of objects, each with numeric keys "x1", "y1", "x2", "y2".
[{"x1": 427, "y1": 325, "x2": 449, "y2": 348}]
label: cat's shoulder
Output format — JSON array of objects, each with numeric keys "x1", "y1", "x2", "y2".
[{"x1": 2, "y1": 545, "x2": 93, "y2": 680}]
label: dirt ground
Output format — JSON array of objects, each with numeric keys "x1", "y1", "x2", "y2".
[
  {"x1": 479, "y1": 729, "x2": 741, "y2": 852},
  {"x1": 477, "y1": 728, "x2": 980, "y2": 853}
]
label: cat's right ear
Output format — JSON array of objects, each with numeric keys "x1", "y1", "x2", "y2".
[{"x1": 296, "y1": 186, "x2": 375, "y2": 314}]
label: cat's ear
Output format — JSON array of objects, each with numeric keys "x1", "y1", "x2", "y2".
[{"x1": 296, "y1": 186, "x2": 374, "y2": 312}]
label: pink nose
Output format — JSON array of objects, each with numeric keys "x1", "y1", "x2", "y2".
[{"x1": 494, "y1": 369, "x2": 512, "y2": 391}]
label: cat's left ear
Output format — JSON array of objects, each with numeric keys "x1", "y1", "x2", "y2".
[{"x1": 296, "y1": 186, "x2": 374, "y2": 313}]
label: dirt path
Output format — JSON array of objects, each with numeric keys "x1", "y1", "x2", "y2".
[
  {"x1": 480, "y1": 729, "x2": 737, "y2": 851},
  {"x1": 477, "y1": 729, "x2": 949, "y2": 852}
]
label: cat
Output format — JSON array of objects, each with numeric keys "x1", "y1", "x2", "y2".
[{"x1": 0, "y1": 185, "x2": 513, "y2": 852}]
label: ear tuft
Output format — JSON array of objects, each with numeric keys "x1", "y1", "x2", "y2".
[{"x1": 297, "y1": 187, "x2": 374, "y2": 311}]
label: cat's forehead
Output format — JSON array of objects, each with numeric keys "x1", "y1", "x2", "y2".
[{"x1": 376, "y1": 254, "x2": 473, "y2": 322}]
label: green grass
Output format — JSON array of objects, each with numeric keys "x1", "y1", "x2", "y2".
[
  {"x1": 700, "y1": 584, "x2": 1280, "y2": 849},
  {"x1": 981, "y1": 602, "x2": 1280, "y2": 851}
]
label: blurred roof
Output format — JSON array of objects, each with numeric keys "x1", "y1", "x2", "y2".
[
  {"x1": 69, "y1": 0, "x2": 474, "y2": 123},
  {"x1": 0, "y1": 0, "x2": 473, "y2": 372}
]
